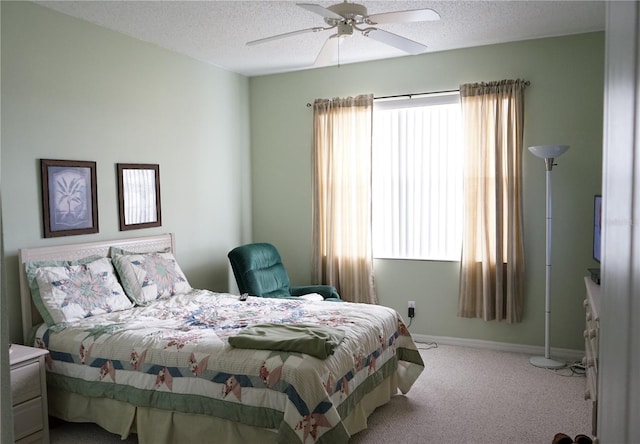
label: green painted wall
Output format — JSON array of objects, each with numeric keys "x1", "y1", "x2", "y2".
[
  {"x1": 249, "y1": 32, "x2": 604, "y2": 350},
  {"x1": 1, "y1": 2, "x2": 252, "y2": 343},
  {"x1": 0, "y1": 1, "x2": 604, "y2": 352}
]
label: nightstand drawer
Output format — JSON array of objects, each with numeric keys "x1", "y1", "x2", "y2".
[
  {"x1": 14, "y1": 397, "x2": 44, "y2": 440},
  {"x1": 11, "y1": 361, "x2": 42, "y2": 405}
]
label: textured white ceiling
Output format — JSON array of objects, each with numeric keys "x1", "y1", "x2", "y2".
[{"x1": 37, "y1": 1, "x2": 606, "y2": 77}]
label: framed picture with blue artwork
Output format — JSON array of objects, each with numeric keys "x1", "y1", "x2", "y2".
[{"x1": 40, "y1": 159, "x2": 98, "y2": 238}]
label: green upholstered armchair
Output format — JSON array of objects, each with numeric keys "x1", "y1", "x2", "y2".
[{"x1": 227, "y1": 243, "x2": 341, "y2": 302}]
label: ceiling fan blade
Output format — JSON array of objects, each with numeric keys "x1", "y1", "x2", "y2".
[
  {"x1": 367, "y1": 8, "x2": 440, "y2": 24},
  {"x1": 314, "y1": 34, "x2": 341, "y2": 66},
  {"x1": 247, "y1": 27, "x2": 327, "y2": 46},
  {"x1": 297, "y1": 3, "x2": 344, "y2": 20},
  {"x1": 363, "y1": 28, "x2": 427, "y2": 55}
]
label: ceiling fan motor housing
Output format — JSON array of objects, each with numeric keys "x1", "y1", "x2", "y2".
[{"x1": 327, "y1": 2, "x2": 368, "y2": 21}]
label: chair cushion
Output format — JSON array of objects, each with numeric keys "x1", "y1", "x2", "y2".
[{"x1": 228, "y1": 243, "x2": 292, "y2": 297}]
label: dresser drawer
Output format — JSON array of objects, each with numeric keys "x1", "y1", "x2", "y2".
[
  {"x1": 584, "y1": 277, "x2": 600, "y2": 441},
  {"x1": 586, "y1": 366, "x2": 598, "y2": 401},
  {"x1": 14, "y1": 396, "x2": 44, "y2": 440},
  {"x1": 11, "y1": 361, "x2": 42, "y2": 405}
]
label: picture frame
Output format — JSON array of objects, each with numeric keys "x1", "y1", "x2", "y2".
[
  {"x1": 41, "y1": 159, "x2": 99, "y2": 238},
  {"x1": 117, "y1": 163, "x2": 161, "y2": 231}
]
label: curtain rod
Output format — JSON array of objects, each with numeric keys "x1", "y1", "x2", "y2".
[
  {"x1": 374, "y1": 88, "x2": 460, "y2": 101},
  {"x1": 306, "y1": 81, "x2": 530, "y2": 107},
  {"x1": 306, "y1": 88, "x2": 457, "y2": 107},
  {"x1": 306, "y1": 88, "x2": 459, "y2": 107}
]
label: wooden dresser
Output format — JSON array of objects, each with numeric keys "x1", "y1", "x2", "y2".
[
  {"x1": 10, "y1": 344, "x2": 50, "y2": 444},
  {"x1": 583, "y1": 277, "x2": 600, "y2": 442}
]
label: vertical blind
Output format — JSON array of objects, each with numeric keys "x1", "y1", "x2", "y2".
[{"x1": 372, "y1": 93, "x2": 463, "y2": 260}]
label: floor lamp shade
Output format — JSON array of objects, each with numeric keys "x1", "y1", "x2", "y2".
[
  {"x1": 529, "y1": 144, "x2": 569, "y2": 369},
  {"x1": 529, "y1": 145, "x2": 570, "y2": 159}
]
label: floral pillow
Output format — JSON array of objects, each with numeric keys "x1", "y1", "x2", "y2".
[
  {"x1": 29, "y1": 257, "x2": 133, "y2": 328},
  {"x1": 25, "y1": 255, "x2": 102, "y2": 310},
  {"x1": 111, "y1": 252, "x2": 192, "y2": 305}
]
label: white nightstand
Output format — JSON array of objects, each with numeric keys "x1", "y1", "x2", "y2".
[{"x1": 9, "y1": 344, "x2": 50, "y2": 444}]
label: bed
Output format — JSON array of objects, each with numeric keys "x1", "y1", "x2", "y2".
[{"x1": 19, "y1": 233, "x2": 424, "y2": 444}]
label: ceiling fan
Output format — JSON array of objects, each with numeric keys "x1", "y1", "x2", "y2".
[{"x1": 246, "y1": 1, "x2": 441, "y2": 66}]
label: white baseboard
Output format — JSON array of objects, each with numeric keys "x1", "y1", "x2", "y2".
[{"x1": 412, "y1": 334, "x2": 584, "y2": 363}]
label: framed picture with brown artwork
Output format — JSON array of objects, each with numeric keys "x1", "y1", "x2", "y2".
[{"x1": 40, "y1": 159, "x2": 99, "y2": 238}]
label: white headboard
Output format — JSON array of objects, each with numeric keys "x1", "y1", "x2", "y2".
[{"x1": 18, "y1": 233, "x2": 175, "y2": 344}]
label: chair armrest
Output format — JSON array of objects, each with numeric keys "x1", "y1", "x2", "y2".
[
  {"x1": 290, "y1": 285, "x2": 341, "y2": 301},
  {"x1": 261, "y1": 289, "x2": 298, "y2": 299}
]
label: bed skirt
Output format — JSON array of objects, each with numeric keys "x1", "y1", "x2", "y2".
[{"x1": 48, "y1": 372, "x2": 399, "y2": 443}]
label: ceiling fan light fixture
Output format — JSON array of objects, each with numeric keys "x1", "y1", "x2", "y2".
[{"x1": 337, "y1": 23, "x2": 354, "y2": 37}]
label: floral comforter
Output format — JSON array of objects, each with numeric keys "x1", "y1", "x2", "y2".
[{"x1": 34, "y1": 290, "x2": 424, "y2": 443}]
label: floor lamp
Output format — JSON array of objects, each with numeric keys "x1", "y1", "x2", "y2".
[{"x1": 529, "y1": 144, "x2": 569, "y2": 369}]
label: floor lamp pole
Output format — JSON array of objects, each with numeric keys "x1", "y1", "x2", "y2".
[{"x1": 528, "y1": 145, "x2": 569, "y2": 369}]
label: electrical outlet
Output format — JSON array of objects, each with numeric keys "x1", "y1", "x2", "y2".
[{"x1": 408, "y1": 301, "x2": 416, "y2": 318}]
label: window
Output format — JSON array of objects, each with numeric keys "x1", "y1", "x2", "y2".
[{"x1": 372, "y1": 92, "x2": 463, "y2": 261}]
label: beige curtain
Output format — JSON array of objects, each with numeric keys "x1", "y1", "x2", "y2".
[
  {"x1": 311, "y1": 94, "x2": 377, "y2": 304},
  {"x1": 457, "y1": 79, "x2": 528, "y2": 323}
]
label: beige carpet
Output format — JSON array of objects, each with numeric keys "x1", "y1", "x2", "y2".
[{"x1": 50, "y1": 343, "x2": 590, "y2": 444}]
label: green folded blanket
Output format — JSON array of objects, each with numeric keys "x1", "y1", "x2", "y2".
[{"x1": 228, "y1": 323, "x2": 345, "y2": 359}]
